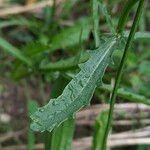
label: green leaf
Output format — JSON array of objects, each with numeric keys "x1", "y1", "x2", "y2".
[
  {"x1": 92, "y1": 110, "x2": 109, "y2": 150},
  {"x1": 124, "y1": 31, "x2": 150, "y2": 40},
  {"x1": 99, "y1": 84, "x2": 150, "y2": 105},
  {"x1": 92, "y1": 0, "x2": 100, "y2": 47},
  {"x1": 11, "y1": 65, "x2": 32, "y2": 80},
  {"x1": 27, "y1": 100, "x2": 39, "y2": 150},
  {"x1": 117, "y1": 0, "x2": 140, "y2": 34},
  {"x1": 139, "y1": 61, "x2": 150, "y2": 75},
  {"x1": 44, "y1": 76, "x2": 75, "y2": 150},
  {"x1": 98, "y1": 0, "x2": 115, "y2": 34},
  {"x1": 30, "y1": 36, "x2": 118, "y2": 132},
  {"x1": 28, "y1": 100, "x2": 39, "y2": 115},
  {"x1": 40, "y1": 51, "x2": 89, "y2": 71},
  {"x1": 11, "y1": 42, "x2": 49, "y2": 80},
  {"x1": 22, "y1": 42, "x2": 49, "y2": 57},
  {"x1": 50, "y1": 118, "x2": 75, "y2": 150},
  {"x1": 50, "y1": 19, "x2": 91, "y2": 52},
  {"x1": 0, "y1": 17, "x2": 29, "y2": 29},
  {"x1": 0, "y1": 37, "x2": 32, "y2": 66}
]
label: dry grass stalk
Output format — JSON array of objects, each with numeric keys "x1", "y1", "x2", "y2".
[
  {"x1": 0, "y1": 129, "x2": 26, "y2": 143},
  {"x1": 26, "y1": 0, "x2": 37, "y2": 5},
  {"x1": 76, "y1": 103, "x2": 150, "y2": 126},
  {"x1": 0, "y1": 0, "x2": 54, "y2": 17},
  {"x1": 2, "y1": 135, "x2": 150, "y2": 150}
]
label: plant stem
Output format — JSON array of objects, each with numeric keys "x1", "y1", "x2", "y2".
[
  {"x1": 117, "y1": 0, "x2": 140, "y2": 34},
  {"x1": 99, "y1": 84, "x2": 150, "y2": 105},
  {"x1": 98, "y1": 0, "x2": 115, "y2": 34},
  {"x1": 102, "y1": 0, "x2": 145, "y2": 149},
  {"x1": 92, "y1": 0, "x2": 100, "y2": 47}
]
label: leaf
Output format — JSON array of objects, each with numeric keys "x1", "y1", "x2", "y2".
[
  {"x1": 92, "y1": 110, "x2": 109, "y2": 150},
  {"x1": 0, "y1": 37, "x2": 32, "y2": 66},
  {"x1": 28, "y1": 100, "x2": 39, "y2": 115},
  {"x1": 124, "y1": 31, "x2": 150, "y2": 40},
  {"x1": 11, "y1": 65, "x2": 32, "y2": 80},
  {"x1": 11, "y1": 42, "x2": 49, "y2": 80},
  {"x1": 30, "y1": 36, "x2": 118, "y2": 132},
  {"x1": 117, "y1": 0, "x2": 140, "y2": 33},
  {"x1": 99, "y1": 32, "x2": 150, "y2": 41},
  {"x1": 98, "y1": 0, "x2": 115, "y2": 34},
  {"x1": 22, "y1": 42, "x2": 49, "y2": 57},
  {"x1": 27, "y1": 100, "x2": 39, "y2": 150},
  {"x1": 50, "y1": 118, "x2": 75, "y2": 150},
  {"x1": 50, "y1": 19, "x2": 91, "y2": 52},
  {"x1": 139, "y1": 61, "x2": 150, "y2": 75},
  {"x1": 0, "y1": 17, "x2": 29, "y2": 29},
  {"x1": 92, "y1": 0, "x2": 100, "y2": 47},
  {"x1": 99, "y1": 84, "x2": 150, "y2": 105},
  {"x1": 45, "y1": 76, "x2": 75, "y2": 150},
  {"x1": 40, "y1": 51, "x2": 89, "y2": 71}
]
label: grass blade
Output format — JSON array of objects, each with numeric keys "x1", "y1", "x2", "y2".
[
  {"x1": 40, "y1": 52, "x2": 89, "y2": 71},
  {"x1": 50, "y1": 19, "x2": 91, "y2": 52},
  {"x1": 102, "y1": 0, "x2": 146, "y2": 149},
  {"x1": 50, "y1": 118, "x2": 75, "y2": 150},
  {"x1": 124, "y1": 31, "x2": 150, "y2": 41},
  {"x1": 98, "y1": 0, "x2": 115, "y2": 34},
  {"x1": 0, "y1": 37, "x2": 32, "y2": 66},
  {"x1": 117, "y1": 0, "x2": 140, "y2": 34},
  {"x1": 92, "y1": 110, "x2": 109, "y2": 150},
  {"x1": 0, "y1": 18, "x2": 29, "y2": 29},
  {"x1": 92, "y1": 0, "x2": 100, "y2": 47},
  {"x1": 99, "y1": 84, "x2": 150, "y2": 105}
]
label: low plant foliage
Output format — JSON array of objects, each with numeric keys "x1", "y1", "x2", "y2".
[{"x1": 0, "y1": 0, "x2": 149, "y2": 149}]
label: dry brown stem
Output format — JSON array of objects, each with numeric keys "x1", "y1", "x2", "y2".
[
  {"x1": 76, "y1": 103, "x2": 150, "y2": 126},
  {"x1": 0, "y1": 1, "x2": 53, "y2": 17}
]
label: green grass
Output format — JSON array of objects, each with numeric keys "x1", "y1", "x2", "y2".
[{"x1": 0, "y1": 0, "x2": 149, "y2": 149}]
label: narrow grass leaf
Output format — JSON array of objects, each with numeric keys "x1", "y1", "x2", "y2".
[
  {"x1": 99, "y1": 84, "x2": 150, "y2": 105},
  {"x1": 30, "y1": 36, "x2": 118, "y2": 132},
  {"x1": 124, "y1": 31, "x2": 150, "y2": 41},
  {"x1": 11, "y1": 42, "x2": 49, "y2": 80},
  {"x1": 117, "y1": 0, "x2": 140, "y2": 34},
  {"x1": 92, "y1": 0, "x2": 100, "y2": 47},
  {"x1": 40, "y1": 52, "x2": 89, "y2": 71},
  {"x1": 50, "y1": 118, "x2": 75, "y2": 150},
  {"x1": 98, "y1": 0, "x2": 115, "y2": 34},
  {"x1": 0, "y1": 18, "x2": 29, "y2": 29},
  {"x1": 50, "y1": 19, "x2": 91, "y2": 52},
  {"x1": 0, "y1": 37, "x2": 32, "y2": 66},
  {"x1": 92, "y1": 110, "x2": 109, "y2": 150}
]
